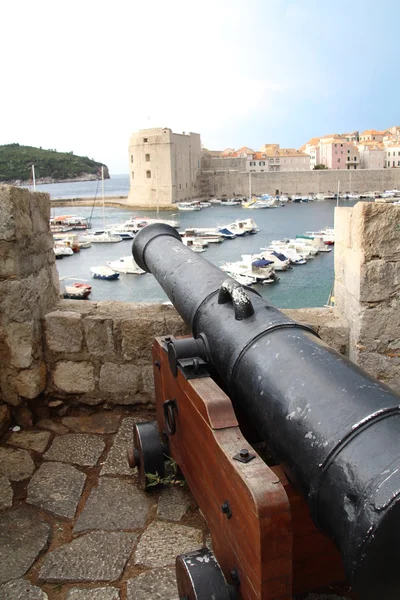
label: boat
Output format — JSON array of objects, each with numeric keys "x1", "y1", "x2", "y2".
[
  {"x1": 80, "y1": 168, "x2": 122, "y2": 243},
  {"x1": 220, "y1": 199, "x2": 242, "y2": 206},
  {"x1": 265, "y1": 244, "x2": 306, "y2": 265},
  {"x1": 50, "y1": 215, "x2": 91, "y2": 231},
  {"x1": 120, "y1": 216, "x2": 180, "y2": 233},
  {"x1": 177, "y1": 202, "x2": 201, "y2": 211},
  {"x1": 200, "y1": 202, "x2": 211, "y2": 208},
  {"x1": 106, "y1": 256, "x2": 146, "y2": 274},
  {"x1": 54, "y1": 244, "x2": 74, "y2": 257},
  {"x1": 216, "y1": 227, "x2": 236, "y2": 239},
  {"x1": 209, "y1": 198, "x2": 222, "y2": 205},
  {"x1": 227, "y1": 218, "x2": 259, "y2": 235},
  {"x1": 221, "y1": 255, "x2": 279, "y2": 284},
  {"x1": 182, "y1": 238, "x2": 207, "y2": 252},
  {"x1": 63, "y1": 282, "x2": 92, "y2": 300},
  {"x1": 107, "y1": 229, "x2": 135, "y2": 240},
  {"x1": 80, "y1": 230, "x2": 122, "y2": 243},
  {"x1": 259, "y1": 250, "x2": 291, "y2": 271},
  {"x1": 230, "y1": 273, "x2": 257, "y2": 286},
  {"x1": 90, "y1": 266, "x2": 120, "y2": 280}
]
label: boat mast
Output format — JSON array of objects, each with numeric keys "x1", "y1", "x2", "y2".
[
  {"x1": 32, "y1": 164, "x2": 36, "y2": 192},
  {"x1": 336, "y1": 180, "x2": 340, "y2": 207},
  {"x1": 248, "y1": 171, "x2": 252, "y2": 201},
  {"x1": 101, "y1": 166, "x2": 105, "y2": 229},
  {"x1": 156, "y1": 166, "x2": 159, "y2": 218}
]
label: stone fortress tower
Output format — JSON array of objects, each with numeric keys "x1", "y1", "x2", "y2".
[{"x1": 127, "y1": 128, "x2": 201, "y2": 207}]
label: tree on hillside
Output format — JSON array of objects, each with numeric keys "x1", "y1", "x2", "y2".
[{"x1": 314, "y1": 164, "x2": 328, "y2": 170}]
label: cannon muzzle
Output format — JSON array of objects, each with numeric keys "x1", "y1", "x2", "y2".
[{"x1": 133, "y1": 223, "x2": 400, "y2": 600}]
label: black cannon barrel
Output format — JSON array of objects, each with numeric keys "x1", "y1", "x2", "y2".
[{"x1": 133, "y1": 224, "x2": 400, "y2": 600}]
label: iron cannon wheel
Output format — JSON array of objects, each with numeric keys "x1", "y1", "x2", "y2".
[
  {"x1": 176, "y1": 548, "x2": 237, "y2": 599},
  {"x1": 132, "y1": 421, "x2": 166, "y2": 492}
]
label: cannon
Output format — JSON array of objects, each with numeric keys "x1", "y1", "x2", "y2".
[{"x1": 129, "y1": 223, "x2": 400, "y2": 600}]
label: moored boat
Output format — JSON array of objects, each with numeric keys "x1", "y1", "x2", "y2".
[
  {"x1": 90, "y1": 266, "x2": 120, "y2": 280},
  {"x1": 106, "y1": 256, "x2": 146, "y2": 274}
]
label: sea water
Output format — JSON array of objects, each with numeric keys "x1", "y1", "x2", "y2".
[{"x1": 52, "y1": 192, "x2": 363, "y2": 309}]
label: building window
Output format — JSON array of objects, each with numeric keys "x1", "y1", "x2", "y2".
[
  {"x1": 388, "y1": 152, "x2": 391, "y2": 156},
  {"x1": 348, "y1": 150, "x2": 350, "y2": 153},
  {"x1": 131, "y1": 155, "x2": 133, "y2": 163},
  {"x1": 145, "y1": 153, "x2": 150, "y2": 162},
  {"x1": 131, "y1": 171, "x2": 134, "y2": 179},
  {"x1": 338, "y1": 158, "x2": 340, "y2": 163},
  {"x1": 341, "y1": 151, "x2": 343, "y2": 154},
  {"x1": 186, "y1": 183, "x2": 188, "y2": 188},
  {"x1": 394, "y1": 161, "x2": 396, "y2": 167},
  {"x1": 341, "y1": 144, "x2": 343, "y2": 147},
  {"x1": 146, "y1": 170, "x2": 151, "y2": 178},
  {"x1": 398, "y1": 161, "x2": 400, "y2": 166},
  {"x1": 179, "y1": 184, "x2": 181, "y2": 189},
  {"x1": 354, "y1": 157, "x2": 357, "y2": 161},
  {"x1": 143, "y1": 138, "x2": 148, "y2": 143}
]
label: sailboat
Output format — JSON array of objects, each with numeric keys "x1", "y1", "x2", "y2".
[{"x1": 80, "y1": 167, "x2": 122, "y2": 243}]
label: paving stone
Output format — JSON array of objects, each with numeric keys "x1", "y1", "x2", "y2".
[
  {"x1": 126, "y1": 567, "x2": 178, "y2": 600},
  {"x1": 27, "y1": 462, "x2": 86, "y2": 519},
  {"x1": 0, "y1": 475, "x2": 13, "y2": 510},
  {"x1": 62, "y1": 413, "x2": 121, "y2": 434},
  {"x1": 73, "y1": 477, "x2": 153, "y2": 534},
  {"x1": 37, "y1": 419, "x2": 69, "y2": 435},
  {"x1": 157, "y1": 486, "x2": 191, "y2": 521},
  {"x1": 7, "y1": 430, "x2": 51, "y2": 453},
  {"x1": 0, "y1": 507, "x2": 51, "y2": 584},
  {"x1": 65, "y1": 587, "x2": 120, "y2": 600},
  {"x1": 43, "y1": 433, "x2": 105, "y2": 467},
  {"x1": 0, "y1": 446, "x2": 35, "y2": 481},
  {"x1": 39, "y1": 531, "x2": 138, "y2": 582},
  {"x1": 101, "y1": 417, "x2": 136, "y2": 476},
  {"x1": 0, "y1": 404, "x2": 11, "y2": 436},
  {"x1": 0, "y1": 578, "x2": 48, "y2": 599},
  {"x1": 135, "y1": 522, "x2": 203, "y2": 568}
]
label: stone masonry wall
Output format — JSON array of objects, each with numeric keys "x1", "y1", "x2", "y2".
[
  {"x1": 199, "y1": 169, "x2": 400, "y2": 197},
  {"x1": 0, "y1": 186, "x2": 59, "y2": 418},
  {"x1": 334, "y1": 202, "x2": 400, "y2": 390},
  {"x1": 43, "y1": 301, "x2": 349, "y2": 406}
]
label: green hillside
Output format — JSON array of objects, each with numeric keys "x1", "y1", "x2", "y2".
[{"x1": 0, "y1": 144, "x2": 110, "y2": 182}]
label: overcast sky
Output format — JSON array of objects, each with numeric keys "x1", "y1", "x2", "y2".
[{"x1": 1, "y1": 0, "x2": 398, "y2": 174}]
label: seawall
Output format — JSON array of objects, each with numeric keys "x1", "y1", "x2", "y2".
[{"x1": 199, "y1": 169, "x2": 400, "y2": 197}]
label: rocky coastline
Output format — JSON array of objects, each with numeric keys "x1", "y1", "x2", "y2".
[{"x1": 3, "y1": 172, "x2": 111, "y2": 186}]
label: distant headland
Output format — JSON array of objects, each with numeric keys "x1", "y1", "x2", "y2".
[{"x1": 0, "y1": 143, "x2": 110, "y2": 185}]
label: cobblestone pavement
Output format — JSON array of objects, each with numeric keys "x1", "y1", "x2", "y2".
[{"x1": 0, "y1": 410, "x2": 352, "y2": 600}]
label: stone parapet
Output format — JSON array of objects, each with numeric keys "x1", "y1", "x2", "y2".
[
  {"x1": 335, "y1": 202, "x2": 400, "y2": 390},
  {"x1": 43, "y1": 301, "x2": 348, "y2": 406},
  {"x1": 0, "y1": 186, "x2": 59, "y2": 407}
]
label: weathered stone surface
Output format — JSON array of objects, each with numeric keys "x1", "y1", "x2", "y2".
[
  {"x1": 0, "y1": 476, "x2": 13, "y2": 510},
  {"x1": 8, "y1": 321, "x2": 35, "y2": 368},
  {"x1": 53, "y1": 361, "x2": 95, "y2": 394},
  {"x1": 0, "y1": 446, "x2": 35, "y2": 481},
  {"x1": 354, "y1": 202, "x2": 400, "y2": 261},
  {"x1": 37, "y1": 418, "x2": 69, "y2": 434},
  {"x1": 39, "y1": 531, "x2": 137, "y2": 582},
  {"x1": 44, "y1": 433, "x2": 105, "y2": 466},
  {"x1": 27, "y1": 462, "x2": 86, "y2": 518},
  {"x1": 303, "y1": 595, "x2": 350, "y2": 600},
  {"x1": 65, "y1": 588, "x2": 119, "y2": 600},
  {"x1": 141, "y1": 364, "x2": 156, "y2": 399},
  {"x1": 45, "y1": 311, "x2": 83, "y2": 353},
  {"x1": 0, "y1": 404, "x2": 11, "y2": 435},
  {"x1": 157, "y1": 486, "x2": 191, "y2": 521},
  {"x1": 127, "y1": 567, "x2": 178, "y2": 600},
  {"x1": 0, "y1": 578, "x2": 48, "y2": 599},
  {"x1": 74, "y1": 477, "x2": 153, "y2": 533},
  {"x1": 135, "y1": 522, "x2": 203, "y2": 568},
  {"x1": 0, "y1": 506, "x2": 51, "y2": 583},
  {"x1": 120, "y1": 315, "x2": 166, "y2": 362},
  {"x1": 101, "y1": 417, "x2": 136, "y2": 476},
  {"x1": 15, "y1": 361, "x2": 47, "y2": 399},
  {"x1": 62, "y1": 413, "x2": 121, "y2": 434},
  {"x1": 84, "y1": 316, "x2": 115, "y2": 357},
  {"x1": 360, "y1": 259, "x2": 400, "y2": 303},
  {"x1": 7, "y1": 430, "x2": 51, "y2": 453},
  {"x1": 99, "y1": 363, "x2": 140, "y2": 401}
]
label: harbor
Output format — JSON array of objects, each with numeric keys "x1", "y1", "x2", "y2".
[{"x1": 53, "y1": 199, "x2": 363, "y2": 309}]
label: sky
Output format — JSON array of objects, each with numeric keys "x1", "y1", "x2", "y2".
[{"x1": 1, "y1": 0, "x2": 399, "y2": 174}]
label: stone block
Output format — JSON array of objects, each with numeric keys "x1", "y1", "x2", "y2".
[
  {"x1": 0, "y1": 447, "x2": 35, "y2": 481},
  {"x1": 99, "y1": 363, "x2": 140, "y2": 401},
  {"x1": 53, "y1": 361, "x2": 95, "y2": 394},
  {"x1": 0, "y1": 578, "x2": 48, "y2": 599},
  {"x1": 61, "y1": 413, "x2": 121, "y2": 434},
  {"x1": 45, "y1": 311, "x2": 83, "y2": 353},
  {"x1": 44, "y1": 433, "x2": 105, "y2": 467},
  {"x1": 65, "y1": 588, "x2": 119, "y2": 600},
  {"x1": 0, "y1": 404, "x2": 11, "y2": 436},
  {"x1": 0, "y1": 506, "x2": 51, "y2": 584},
  {"x1": 126, "y1": 567, "x2": 178, "y2": 600},
  {"x1": 140, "y1": 364, "x2": 155, "y2": 400},
  {"x1": 134, "y1": 522, "x2": 203, "y2": 568},
  {"x1": 7, "y1": 430, "x2": 51, "y2": 453},
  {"x1": 39, "y1": 531, "x2": 138, "y2": 582},
  {"x1": 358, "y1": 304, "x2": 400, "y2": 351},
  {"x1": 0, "y1": 186, "x2": 31, "y2": 242},
  {"x1": 8, "y1": 321, "x2": 35, "y2": 369},
  {"x1": 353, "y1": 202, "x2": 400, "y2": 261},
  {"x1": 120, "y1": 314, "x2": 166, "y2": 361},
  {"x1": 15, "y1": 361, "x2": 47, "y2": 399},
  {"x1": 100, "y1": 417, "x2": 136, "y2": 476},
  {"x1": 359, "y1": 259, "x2": 400, "y2": 303},
  {"x1": 0, "y1": 476, "x2": 13, "y2": 510},
  {"x1": 84, "y1": 316, "x2": 115, "y2": 356},
  {"x1": 27, "y1": 462, "x2": 86, "y2": 518},
  {"x1": 333, "y1": 207, "x2": 353, "y2": 248}
]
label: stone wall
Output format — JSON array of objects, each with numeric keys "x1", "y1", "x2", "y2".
[
  {"x1": 42, "y1": 302, "x2": 349, "y2": 406},
  {"x1": 0, "y1": 186, "x2": 59, "y2": 423},
  {"x1": 334, "y1": 202, "x2": 400, "y2": 390},
  {"x1": 199, "y1": 169, "x2": 400, "y2": 197}
]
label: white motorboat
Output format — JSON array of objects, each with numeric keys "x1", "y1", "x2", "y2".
[
  {"x1": 220, "y1": 199, "x2": 242, "y2": 206},
  {"x1": 221, "y1": 254, "x2": 279, "y2": 284},
  {"x1": 227, "y1": 218, "x2": 259, "y2": 235},
  {"x1": 182, "y1": 238, "x2": 207, "y2": 252},
  {"x1": 81, "y1": 230, "x2": 122, "y2": 243},
  {"x1": 177, "y1": 202, "x2": 201, "y2": 211},
  {"x1": 106, "y1": 256, "x2": 146, "y2": 274},
  {"x1": 258, "y1": 250, "x2": 291, "y2": 271},
  {"x1": 123, "y1": 216, "x2": 180, "y2": 231},
  {"x1": 229, "y1": 273, "x2": 257, "y2": 286},
  {"x1": 200, "y1": 202, "x2": 211, "y2": 208},
  {"x1": 108, "y1": 229, "x2": 135, "y2": 240},
  {"x1": 54, "y1": 244, "x2": 74, "y2": 257}
]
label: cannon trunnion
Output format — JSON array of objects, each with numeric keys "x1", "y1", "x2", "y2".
[{"x1": 131, "y1": 224, "x2": 400, "y2": 600}]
